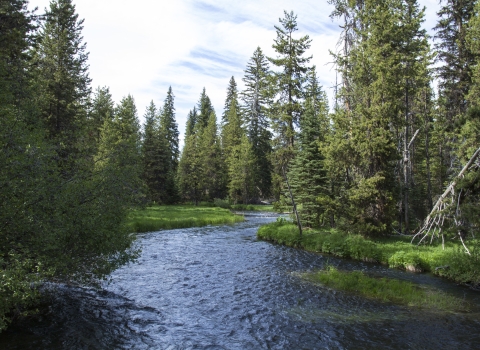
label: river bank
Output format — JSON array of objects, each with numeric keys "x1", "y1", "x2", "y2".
[
  {"x1": 127, "y1": 205, "x2": 245, "y2": 232},
  {"x1": 257, "y1": 220, "x2": 480, "y2": 286}
]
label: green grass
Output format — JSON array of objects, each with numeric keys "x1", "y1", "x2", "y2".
[
  {"x1": 257, "y1": 221, "x2": 480, "y2": 285},
  {"x1": 303, "y1": 266, "x2": 470, "y2": 312},
  {"x1": 230, "y1": 204, "x2": 275, "y2": 212},
  {"x1": 127, "y1": 205, "x2": 245, "y2": 232}
]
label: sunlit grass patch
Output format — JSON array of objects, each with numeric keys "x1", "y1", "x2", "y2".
[
  {"x1": 302, "y1": 267, "x2": 470, "y2": 312},
  {"x1": 127, "y1": 205, "x2": 244, "y2": 232},
  {"x1": 257, "y1": 221, "x2": 480, "y2": 285}
]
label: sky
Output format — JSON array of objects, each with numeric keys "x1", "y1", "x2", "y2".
[{"x1": 27, "y1": 0, "x2": 442, "y2": 143}]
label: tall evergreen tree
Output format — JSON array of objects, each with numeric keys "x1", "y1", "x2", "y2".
[
  {"x1": 196, "y1": 87, "x2": 214, "y2": 129},
  {"x1": 142, "y1": 101, "x2": 169, "y2": 203},
  {"x1": 199, "y1": 111, "x2": 227, "y2": 200},
  {"x1": 328, "y1": 0, "x2": 431, "y2": 236},
  {"x1": 228, "y1": 134, "x2": 257, "y2": 204},
  {"x1": 89, "y1": 86, "x2": 114, "y2": 147},
  {"x1": 221, "y1": 87, "x2": 243, "y2": 155},
  {"x1": 178, "y1": 111, "x2": 202, "y2": 204},
  {"x1": 288, "y1": 68, "x2": 330, "y2": 228},
  {"x1": 433, "y1": 0, "x2": 476, "y2": 190},
  {"x1": 0, "y1": 0, "x2": 36, "y2": 112},
  {"x1": 222, "y1": 76, "x2": 239, "y2": 125},
  {"x1": 160, "y1": 87, "x2": 180, "y2": 165},
  {"x1": 241, "y1": 47, "x2": 273, "y2": 199},
  {"x1": 268, "y1": 10, "x2": 312, "y2": 150},
  {"x1": 185, "y1": 107, "x2": 198, "y2": 137},
  {"x1": 159, "y1": 87, "x2": 180, "y2": 203},
  {"x1": 32, "y1": 0, "x2": 91, "y2": 159}
]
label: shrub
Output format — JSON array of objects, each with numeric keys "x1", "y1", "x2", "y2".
[
  {"x1": 345, "y1": 235, "x2": 381, "y2": 262},
  {"x1": 388, "y1": 251, "x2": 423, "y2": 272},
  {"x1": 214, "y1": 198, "x2": 231, "y2": 209}
]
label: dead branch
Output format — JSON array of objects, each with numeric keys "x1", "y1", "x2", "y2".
[{"x1": 412, "y1": 146, "x2": 480, "y2": 254}]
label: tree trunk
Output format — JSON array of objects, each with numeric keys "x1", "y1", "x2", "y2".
[{"x1": 282, "y1": 166, "x2": 302, "y2": 236}]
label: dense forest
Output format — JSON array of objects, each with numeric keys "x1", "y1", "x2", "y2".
[{"x1": 1, "y1": 0, "x2": 480, "y2": 331}]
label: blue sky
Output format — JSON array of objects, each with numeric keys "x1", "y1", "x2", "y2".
[{"x1": 28, "y1": 0, "x2": 441, "y2": 143}]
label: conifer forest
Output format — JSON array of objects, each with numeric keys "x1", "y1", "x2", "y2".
[{"x1": 2, "y1": 0, "x2": 480, "y2": 333}]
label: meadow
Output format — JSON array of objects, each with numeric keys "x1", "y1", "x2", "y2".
[{"x1": 127, "y1": 205, "x2": 245, "y2": 232}]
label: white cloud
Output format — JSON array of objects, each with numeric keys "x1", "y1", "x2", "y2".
[{"x1": 28, "y1": 0, "x2": 441, "y2": 143}]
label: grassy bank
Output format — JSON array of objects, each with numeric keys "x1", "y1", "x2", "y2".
[
  {"x1": 230, "y1": 204, "x2": 275, "y2": 211},
  {"x1": 302, "y1": 266, "x2": 470, "y2": 312},
  {"x1": 128, "y1": 205, "x2": 245, "y2": 232},
  {"x1": 257, "y1": 220, "x2": 480, "y2": 285}
]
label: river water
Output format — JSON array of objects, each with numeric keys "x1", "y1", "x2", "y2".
[{"x1": 2, "y1": 213, "x2": 480, "y2": 349}]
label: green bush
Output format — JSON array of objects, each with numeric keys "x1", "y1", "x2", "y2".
[
  {"x1": 345, "y1": 235, "x2": 381, "y2": 262},
  {"x1": 214, "y1": 198, "x2": 231, "y2": 209},
  {"x1": 388, "y1": 251, "x2": 423, "y2": 272}
]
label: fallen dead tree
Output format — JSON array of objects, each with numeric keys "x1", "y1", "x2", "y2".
[{"x1": 411, "y1": 146, "x2": 480, "y2": 254}]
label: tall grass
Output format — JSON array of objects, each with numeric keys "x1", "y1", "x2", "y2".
[
  {"x1": 257, "y1": 221, "x2": 480, "y2": 285},
  {"x1": 127, "y1": 205, "x2": 244, "y2": 233},
  {"x1": 303, "y1": 267, "x2": 470, "y2": 312}
]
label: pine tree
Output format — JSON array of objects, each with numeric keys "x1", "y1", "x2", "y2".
[
  {"x1": 268, "y1": 10, "x2": 312, "y2": 150},
  {"x1": 228, "y1": 134, "x2": 256, "y2": 204},
  {"x1": 159, "y1": 87, "x2": 180, "y2": 203},
  {"x1": 185, "y1": 107, "x2": 198, "y2": 137},
  {"x1": 0, "y1": 1, "x2": 46, "y2": 330},
  {"x1": 433, "y1": 0, "x2": 476, "y2": 191},
  {"x1": 178, "y1": 112, "x2": 202, "y2": 204},
  {"x1": 89, "y1": 86, "x2": 114, "y2": 147},
  {"x1": 221, "y1": 88, "x2": 243, "y2": 155},
  {"x1": 0, "y1": 0, "x2": 36, "y2": 112},
  {"x1": 199, "y1": 111, "x2": 227, "y2": 200},
  {"x1": 222, "y1": 76, "x2": 239, "y2": 125},
  {"x1": 451, "y1": 3, "x2": 480, "y2": 234},
  {"x1": 142, "y1": 101, "x2": 169, "y2": 203},
  {"x1": 99, "y1": 95, "x2": 141, "y2": 168},
  {"x1": 328, "y1": 0, "x2": 432, "y2": 236},
  {"x1": 196, "y1": 87, "x2": 214, "y2": 130},
  {"x1": 288, "y1": 68, "x2": 330, "y2": 228},
  {"x1": 241, "y1": 47, "x2": 273, "y2": 199},
  {"x1": 32, "y1": 0, "x2": 91, "y2": 159}
]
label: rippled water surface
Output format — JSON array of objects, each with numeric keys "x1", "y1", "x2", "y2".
[{"x1": 2, "y1": 213, "x2": 480, "y2": 349}]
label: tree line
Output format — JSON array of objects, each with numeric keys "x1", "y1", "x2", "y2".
[
  {"x1": 2, "y1": 0, "x2": 480, "y2": 331},
  {"x1": 177, "y1": 1, "x2": 480, "y2": 244}
]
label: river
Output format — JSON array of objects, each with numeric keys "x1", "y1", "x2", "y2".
[{"x1": 1, "y1": 213, "x2": 480, "y2": 349}]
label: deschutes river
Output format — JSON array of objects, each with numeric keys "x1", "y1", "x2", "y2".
[{"x1": 1, "y1": 213, "x2": 480, "y2": 349}]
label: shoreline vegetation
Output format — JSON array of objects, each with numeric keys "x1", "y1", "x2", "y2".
[
  {"x1": 257, "y1": 220, "x2": 480, "y2": 288},
  {"x1": 302, "y1": 267, "x2": 471, "y2": 312},
  {"x1": 127, "y1": 205, "x2": 246, "y2": 232}
]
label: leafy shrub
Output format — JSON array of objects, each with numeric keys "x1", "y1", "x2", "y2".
[
  {"x1": 388, "y1": 251, "x2": 423, "y2": 272},
  {"x1": 345, "y1": 235, "x2": 381, "y2": 262},
  {"x1": 322, "y1": 232, "x2": 348, "y2": 257},
  {"x1": 214, "y1": 198, "x2": 231, "y2": 209}
]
